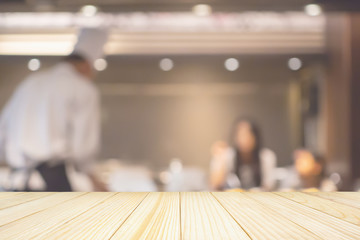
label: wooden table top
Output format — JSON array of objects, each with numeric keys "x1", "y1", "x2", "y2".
[{"x1": 0, "y1": 192, "x2": 359, "y2": 239}]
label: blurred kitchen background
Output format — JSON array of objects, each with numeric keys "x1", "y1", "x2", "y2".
[{"x1": 0, "y1": 0, "x2": 359, "y2": 192}]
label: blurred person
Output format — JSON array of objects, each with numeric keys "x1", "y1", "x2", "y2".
[
  {"x1": 210, "y1": 118, "x2": 277, "y2": 191},
  {"x1": 0, "y1": 28, "x2": 108, "y2": 191},
  {"x1": 281, "y1": 149, "x2": 337, "y2": 191}
]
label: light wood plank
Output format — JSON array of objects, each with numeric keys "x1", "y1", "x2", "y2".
[
  {"x1": 213, "y1": 192, "x2": 321, "y2": 239},
  {"x1": 246, "y1": 192, "x2": 360, "y2": 239},
  {"x1": 0, "y1": 192, "x2": 85, "y2": 226},
  {"x1": 334, "y1": 192, "x2": 360, "y2": 201},
  {"x1": 309, "y1": 192, "x2": 360, "y2": 209},
  {"x1": 277, "y1": 192, "x2": 360, "y2": 226},
  {"x1": 181, "y1": 192, "x2": 251, "y2": 240},
  {"x1": 0, "y1": 192, "x2": 358, "y2": 239},
  {"x1": 0, "y1": 192, "x2": 26, "y2": 201},
  {"x1": 110, "y1": 192, "x2": 181, "y2": 240},
  {"x1": 0, "y1": 192, "x2": 53, "y2": 210},
  {"x1": 0, "y1": 192, "x2": 115, "y2": 240},
  {"x1": 33, "y1": 193, "x2": 147, "y2": 240}
]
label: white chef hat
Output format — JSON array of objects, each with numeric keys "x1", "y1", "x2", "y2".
[{"x1": 72, "y1": 28, "x2": 109, "y2": 64}]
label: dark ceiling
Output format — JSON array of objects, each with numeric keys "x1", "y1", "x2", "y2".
[{"x1": 0, "y1": 0, "x2": 359, "y2": 12}]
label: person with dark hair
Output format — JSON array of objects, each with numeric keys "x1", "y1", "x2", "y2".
[
  {"x1": 281, "y1": 149, "x2": 337, "y2": 191},
  {"x1": 0, "y1": 28, "x2": 108, "y2": 191},
  {"x1": 210, "y1": 118, "x2": 277, "y2": 191}
]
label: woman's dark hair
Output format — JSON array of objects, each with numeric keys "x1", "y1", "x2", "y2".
[
  {"x1": 309, "y1": 151, "x2": 326, "y2": 178},
  {"x1": 315, "y1": 154, "x2": 325, "y2": 178},
  {"x1": 230, "y1": 117, "x2": 262, "y2": 187}
]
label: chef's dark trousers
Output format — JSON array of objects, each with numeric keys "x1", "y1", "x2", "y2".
[{"x1": 36, "y1": 161, "x2": 72, "y2": 192}]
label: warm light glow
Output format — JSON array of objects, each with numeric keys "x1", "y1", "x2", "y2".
[
  {"x1": 80, "y1": 5, "x2": 98, "y2": 17},
  {"x1": 28, "y1": 58, "x2": 41, "y2": 71},
  {"x1": 94, "y1": 58, "x2": 107, "y2": 71},
  {"x1": 159, "y1": 58, "x2": 174, "y2": 71},
  {"x1": 304, "y1": 4, "x2": 322, "y2": 17},
  {"x1": 224, "y1": 58, "x2": 239, "y2": 71},
  {"x1": 288, "y1": 57, "x2": 302, "y2": 71},
  {"x1": 192, "y1": 4, "x2": 212, "y2": 17}
]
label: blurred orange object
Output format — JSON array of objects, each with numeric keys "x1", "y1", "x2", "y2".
[
  {"x1": 302, "y1": 188, "x2": 319, "y2": 192},
  {"x1": 225, "y1": 188, "x2": 245, "y2": 192}
]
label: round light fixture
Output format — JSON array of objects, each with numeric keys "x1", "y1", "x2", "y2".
[
  {"x1": 224, "y1": 58, "x2": 239, "y2": 71},
  {"x1": 94, "y1": 58, "x2": 107, "y2": 71},
  {"x1": 159, "y1": 58, "x2": 174, "y2": 71},
  {"x1": 304, "y1": 4, "x2": 322, "y2": 16},
  {"x1": 28, "y1": 58, "x2": 41, "y2": 71},
  {"x1": 288, "y1": 57, "x2": 302, "y2": 71},
  {"x1": 80, "y1": 5, "x2": 98, "y2": 17}
]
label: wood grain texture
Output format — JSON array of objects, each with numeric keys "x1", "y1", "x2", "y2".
[
  {"x1": 309, "y1": 192, "x2": 360, "y2": 209},
  {"x1": 213, "y1": 192, "x2": 321, "y2": 239},
  {"x1": 333, "y1": 192, "x2": 360, "y2": 201},
  {"x1": 35, "y1": 193, "x2": 147, "y2": 240},
  {"x1": 277, "y1": 192, "x2": 360, "y2": 225},
  {"x1": 111, "y1": 192, "x2": 180, "y2": 240},
  {"x1": 181, "y1": 192, "x2": 251, "y2": 240},
  {"x1": 0, "y1": 192, "x2": 114, "y2": 240},
  {"x1": 246, "y1": 192, "x2": 360, "y2": 239},
  {"x1": 0, "y1": 192, "x2": 359, "y2": 240},
  {"x1": 0, "y1": 192, "x2": 26, "y2": 201},
  {"x1": 0, "y1": 192, "x2": 53, "y2": 210},
  {"x1": 0, "y1": 192, "x2": 84, "y2": 226}
]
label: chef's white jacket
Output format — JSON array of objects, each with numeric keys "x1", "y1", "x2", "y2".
[{"x1": 0, "y1": 62, "x2": 100, "y2": 172}]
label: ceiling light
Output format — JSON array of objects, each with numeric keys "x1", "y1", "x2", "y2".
[
  {"x1": 224, "y1": 58, "x2": 239, "y2": 71},
  {"x1": 80, "y1": 5, "x2": 98, "y2": 17},
  {"x1": 159, "y1": 58, "x2": 174, "y2": 71},
  {"x1": 192, "y1": 4, "x2": 212, "y2": 17},
  {"x1": 288, "y1": 57, "x2": 302, "y2": 71},
  {"x1": 94, "y1": 58, "x2": 107, "y2": 71},
  {"x1": 28, "y1": 58, "x2": 41, "y2": 71},
  {"x1": 304, "y1": 4, "x2": 322, "y2": 17}
]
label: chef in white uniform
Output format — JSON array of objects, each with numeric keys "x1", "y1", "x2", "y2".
[{"x1": 0, "y1": 28, "x2": 108, "y2": 191}]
